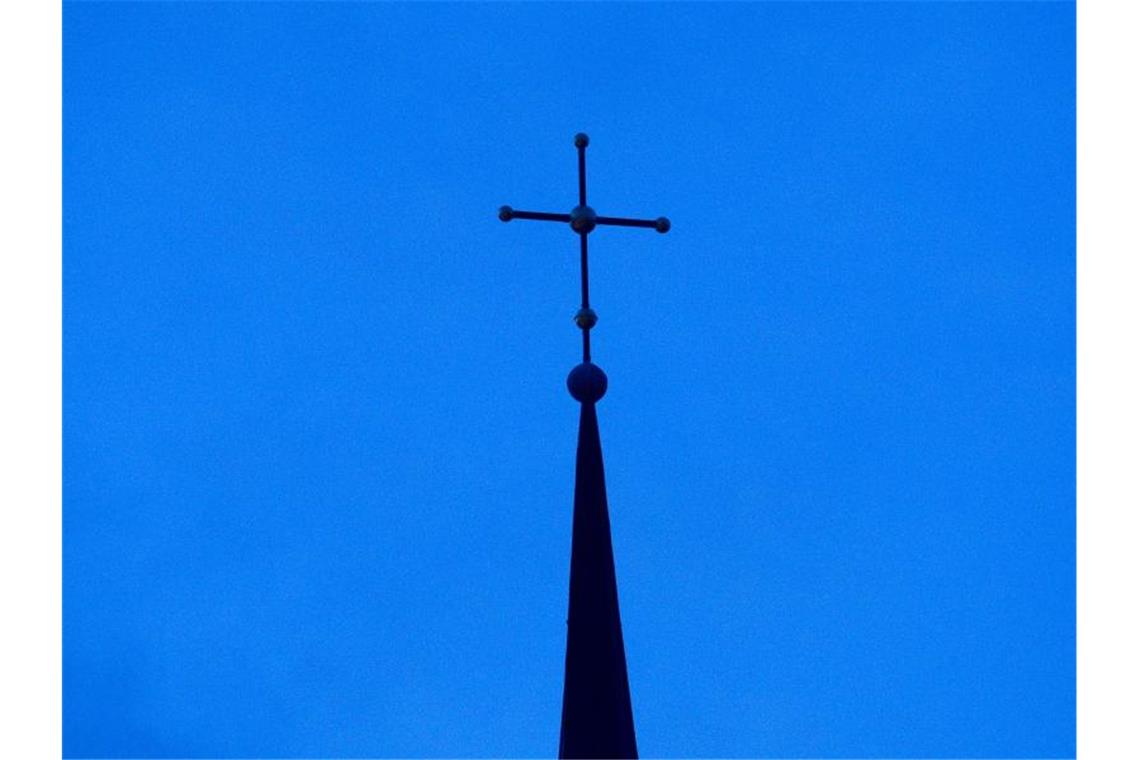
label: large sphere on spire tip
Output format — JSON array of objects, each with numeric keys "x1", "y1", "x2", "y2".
[{"x1": 567, "y1": 362, "x2": 607, "y2": 402}]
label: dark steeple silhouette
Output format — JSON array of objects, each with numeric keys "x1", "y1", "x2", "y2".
[
  {"x1": 499, "y1": 133, "x2": 670, "y2": 759},
  {"x1": 559, "y1": 399, "x2": 637, "y2": 758}
]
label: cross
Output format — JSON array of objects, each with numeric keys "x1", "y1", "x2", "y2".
[{"x1": 499, "y1": 133, "x2": 670, "y2": 368}]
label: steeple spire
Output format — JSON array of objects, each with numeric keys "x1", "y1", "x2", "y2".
[{"x1": 499, "y1": 133, "x2": 670, "y2": 759}]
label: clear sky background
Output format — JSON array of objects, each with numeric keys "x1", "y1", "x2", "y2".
[{"x1": 63, "y1": 2, "x2": 1074, "y2": 758}]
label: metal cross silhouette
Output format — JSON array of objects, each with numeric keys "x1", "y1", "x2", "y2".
[{"x1": 499, "y1": 133, "x2": 670, "y2": 365}]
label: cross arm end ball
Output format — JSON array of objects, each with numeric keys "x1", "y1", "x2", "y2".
[
  {"x1": 655, "y1": 217, "x2": 671, "y2": 233},
  {"x1": 574, "y1": 133, "x2": 590, "y2": 148},
  {"x1": 498, "y1": 205, "x2": 514, "y2": 222}
]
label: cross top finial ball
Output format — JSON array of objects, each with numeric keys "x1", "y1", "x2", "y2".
[{"x1": 574, "y1": 133, "x2": 590, "y2": 148}]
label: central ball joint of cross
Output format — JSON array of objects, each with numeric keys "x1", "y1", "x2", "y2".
[
  {"x1": 567, "y1": 361, "x2": 607, "y2": 403},
  {"x1": 569, "y1": 205, "x2": 597, "y2": 234}
]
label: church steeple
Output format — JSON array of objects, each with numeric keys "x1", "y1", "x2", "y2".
[
  {"x1": 558, "y1": 396, "x2": 637, "y2": 758},
  {"x1": 499, "y1": 133, "x2": 669, "y2": 759}
]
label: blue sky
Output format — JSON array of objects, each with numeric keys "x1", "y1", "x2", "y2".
[{"x1": 64, "y1": 2, "x2": 1074, "y2": 757}]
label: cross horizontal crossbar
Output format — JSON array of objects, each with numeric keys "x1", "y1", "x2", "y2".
[
  {"x1": 501, "y1": 208, "x2": 571, "y2": 223},
  {"x1": 596, "y1": 215, "x2": 667, "y2": 231},
  {"x1": 499, "y1": 207, "x2": 670, "y2": 233}
]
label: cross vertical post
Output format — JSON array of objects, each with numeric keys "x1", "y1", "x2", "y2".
[{"x1": 576, "y1": 134, "x2": 591, "y2": 362}]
